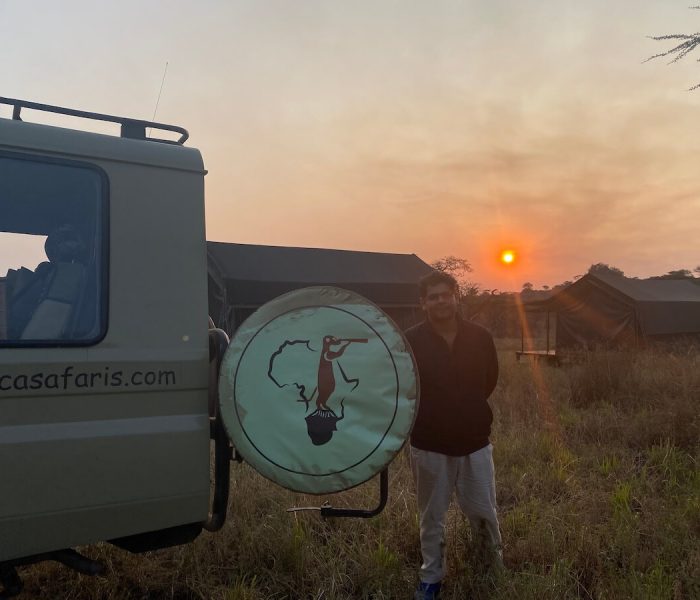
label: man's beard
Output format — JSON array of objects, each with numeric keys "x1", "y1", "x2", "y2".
[{"x1": 429, "y1": 305, "x2": 457, "y2": 322}]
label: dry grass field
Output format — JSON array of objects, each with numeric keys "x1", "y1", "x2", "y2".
[{"x1": 15, "y1": 342, "x2": 700, "y2": 599}]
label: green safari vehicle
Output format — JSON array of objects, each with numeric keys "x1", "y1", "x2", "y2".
[{"x1": 0, "y1": 98, "x2": 418, "y2": 598}]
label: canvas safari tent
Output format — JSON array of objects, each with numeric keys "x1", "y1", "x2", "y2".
[
  {"x1": 525, "y1": 271, "x2": 700, "y2": 350},
  {"x1": 207, "y1": 242, "x2": 434, "y2": 334}
]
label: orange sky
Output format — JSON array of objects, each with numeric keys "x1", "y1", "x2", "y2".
[{"x1": 2, "y1": 1, "x2": 700, "y2": 290}]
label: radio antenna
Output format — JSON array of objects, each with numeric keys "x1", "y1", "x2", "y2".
[{"x1": 148, "y1": 61, "x2": 169, "y2": 137}]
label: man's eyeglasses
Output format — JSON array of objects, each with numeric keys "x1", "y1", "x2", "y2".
[{"x1": 424, "y1": 292, "x2": 456, "y2": 301}]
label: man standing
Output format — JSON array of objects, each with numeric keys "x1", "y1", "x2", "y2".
[{"x1": 406, "y1": 271, "x2": 502, "y2": 600}]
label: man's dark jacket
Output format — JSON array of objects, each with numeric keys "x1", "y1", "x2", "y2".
[{"x1": 406, "y1": 317, "x2": 499, "y2": 456}]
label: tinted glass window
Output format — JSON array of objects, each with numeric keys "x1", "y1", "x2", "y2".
[{"x1": 0, "y1": 155, "x2": 107, "y2": 345}]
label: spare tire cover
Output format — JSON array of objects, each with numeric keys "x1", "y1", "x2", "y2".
[{"x1": 218, "y1": 286, "x2": 419, "y2": 494}]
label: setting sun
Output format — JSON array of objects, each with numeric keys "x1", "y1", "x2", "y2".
[{"x1": 500, "y1": 250, "x2": 516, "y2": 265}]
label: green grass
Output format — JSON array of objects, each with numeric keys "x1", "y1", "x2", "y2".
[{"x1": 15, "y1": 345, "x2": 700, "y2": 599}]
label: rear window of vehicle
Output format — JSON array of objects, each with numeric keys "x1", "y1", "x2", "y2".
[{"x1": 0, "y1": 152, "x2": 108, "y2": 346}]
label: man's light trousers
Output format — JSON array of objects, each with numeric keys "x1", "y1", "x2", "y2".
[{"x1": 411, "y1": 444, "x2": 502, "y2": 584}]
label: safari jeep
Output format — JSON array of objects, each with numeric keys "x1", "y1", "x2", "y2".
[{"x1": 0, "y1": 98, "x2": 417, "y2": 597}]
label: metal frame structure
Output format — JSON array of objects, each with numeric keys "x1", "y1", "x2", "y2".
[{"x1": 0, "y1": 97, "x2": 189, "y2": 145}]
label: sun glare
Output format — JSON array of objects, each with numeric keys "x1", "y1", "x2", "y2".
[{"x1": 500, "y1": 250, "x2": 516, "y2": 265}]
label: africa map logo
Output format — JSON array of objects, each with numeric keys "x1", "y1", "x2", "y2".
[{"x1": 268, "y1": 335, "x2": 368, "y2": 445}]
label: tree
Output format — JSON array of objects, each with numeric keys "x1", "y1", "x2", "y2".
[
  {"x1": 550, "y1": 280, "x2": 573, "y2": 292},
  {"x1": 588, "y1": 263, "x2": 625, "y2": 277},
  {"x1": 431, "y1": 256, "x2": 472, "y2": 277},
  {"x1": 521, "y1": 282, "x2": 533, "y2": 291},
  {"x1": 651, "y1": 269, "x2": 694, "y2": 280},
  {"x1": 430, "y1": 255, "x2": 480, "y2": 297},
  {"x1": 461, "y1": 282, "x2": 482, "y2": 297},
  {"x1": 647, "y1": 6, "x2": 700, "y2": 90}
]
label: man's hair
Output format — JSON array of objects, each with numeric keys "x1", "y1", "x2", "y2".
[{"x1": 418, "y1": 270, "x2": 459, "y2": 299}]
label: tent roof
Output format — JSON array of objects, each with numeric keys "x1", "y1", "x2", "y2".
[
  {"x1": 589, "y1": 271, "x2": 700, "y2": 302},
  {"x1": 207, "y1": 241, "x2": 434, "y2": 306},
  {"x1": 526, "y1": 272, "x2": 700, "y2": 309}
]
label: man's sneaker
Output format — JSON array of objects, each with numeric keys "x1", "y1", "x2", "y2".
[{"x1": 414, "y1": 581, "x2": 441, "y2": 600}]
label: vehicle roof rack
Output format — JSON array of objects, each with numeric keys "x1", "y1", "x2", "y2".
[{"x1": 0, "y1": 96, "x2": 189, "y2": 145}]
